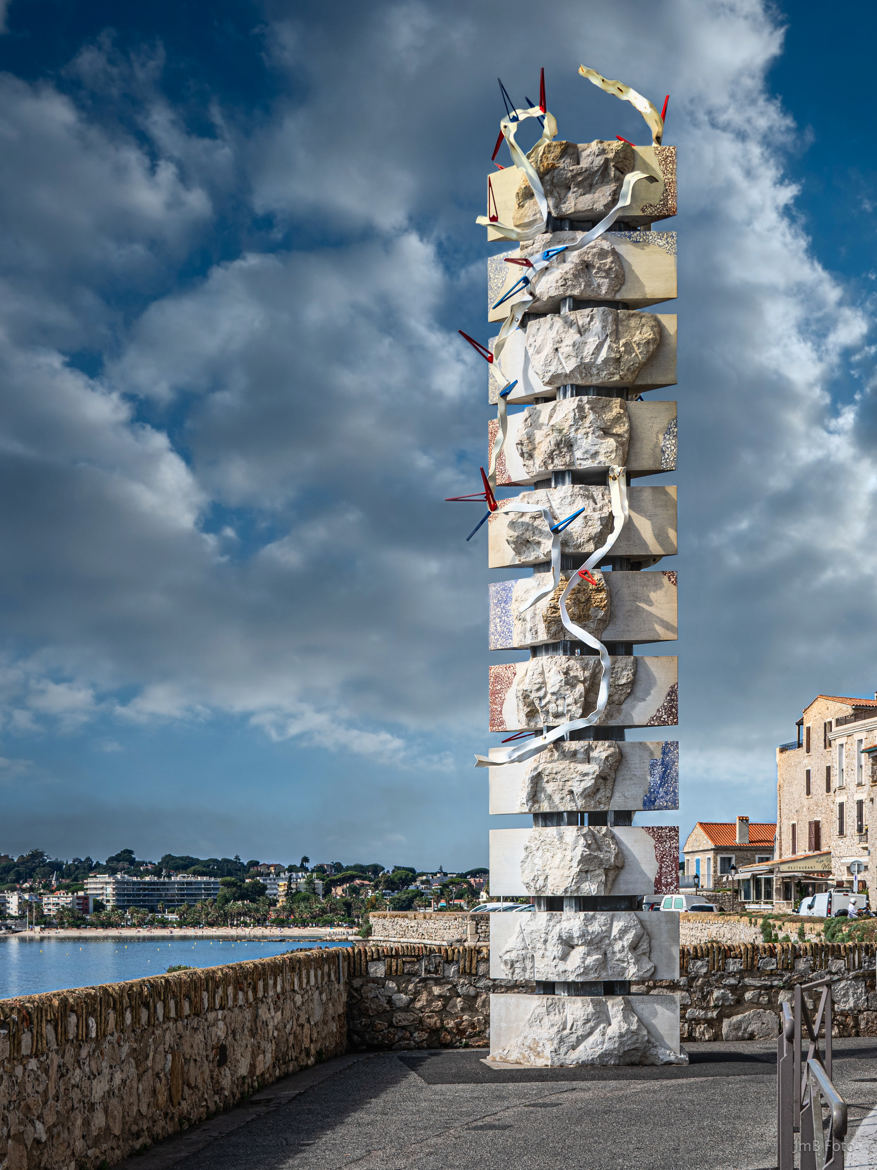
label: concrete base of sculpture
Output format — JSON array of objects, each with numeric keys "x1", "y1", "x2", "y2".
[{"x1": 488, "y1": 993, "x2": 686, "y2": 1067}]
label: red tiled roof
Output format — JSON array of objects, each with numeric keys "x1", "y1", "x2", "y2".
[
  {"x1": 805, "y1": 695, "x2": 877, "y2": 712},
  {"x1": 694, "y1": 822, "x2": 776, "y2": 847}
]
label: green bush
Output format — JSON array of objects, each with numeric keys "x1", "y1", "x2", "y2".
[
  {"x1": 760, "y1": 917, "x2": 778, "y2": 943},
  {"x1": 166, "y1": 964, "x2": 193, "y2": 973}
]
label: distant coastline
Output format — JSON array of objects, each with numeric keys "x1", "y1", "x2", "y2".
[{"x1": 2, "y1": 926, "x2": 358, "y2": 942}]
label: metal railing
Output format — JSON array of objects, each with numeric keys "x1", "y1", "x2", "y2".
[
  {"x1": 779, "y1": 740, "x2": 802, "y2": 752},
  {"x1": 778, "y1": 978, "x2": 847, "y2": 1169}
]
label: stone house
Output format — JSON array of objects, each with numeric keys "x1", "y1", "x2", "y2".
[
  {"x1": 681, "y1": 817, "x2": 776, "y2": 892},
  {"x1": 776, "y1": 693, "x2": 877, "y2": 894}
]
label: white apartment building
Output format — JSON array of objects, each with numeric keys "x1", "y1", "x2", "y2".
[
  {"x1": 84, "y1": 874, "x2": 221, "y2": 910},
  {"x1": 41, "y1": 891, "x2": 91, "y2": 916},
  {"x1": 5, "y1": 891, "x2": 42, "y2": 917}
]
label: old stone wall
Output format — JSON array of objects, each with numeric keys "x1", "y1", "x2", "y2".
[
  {"x1": 678, "y1": 913, "x2": 828, "y2": 946},
  {"x1": 349, "y1": 941, "x2": 877, "y2": 1049},
  {"x1": 347, "y1": 943, "x2": 497, "y2": 1050},
  {"x1": 652, "y1": 940, "x2": 877, "y2": 1041},
  {"x1": 0, "y1": 948, "x2": 349, "y2": 1170},
  {"x1": 369, "y1": 911, "x2": 490, "y2": 945}
]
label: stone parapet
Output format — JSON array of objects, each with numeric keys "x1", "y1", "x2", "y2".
[
  {"x1": 0, "y1": 948, "x2": 349, "y2": 1170},
  {"x1": 369, "y1": 911, "x2": 490, "y2": 945},
  {"x1": 678, "y1": 912, "x2": 829, "y2": 946}
]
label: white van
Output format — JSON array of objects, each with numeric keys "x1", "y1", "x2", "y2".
[
  {"x1": 796, "y1": 891, "x2": 867, "y2": 917},
  {"x1": 659, "y1": 894, "x2": 719, "y2": 913}
]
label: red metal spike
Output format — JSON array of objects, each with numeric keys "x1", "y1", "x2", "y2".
[
  {"x1": 660, "y1": 94, "x2": 670, "y2": 122},
  {"x1": 578, "y1": 569, "x2": 598, "y2": 585},
  {"x1": 539, "y1": 67, "x2": 546, "y2": 113},
  {"x1": 487, "y1": 176, "x2": 499, "y2": 223},
  {"x1": 457, "y1": 331, "x2": 493, "y2": 363},
  {"x1": 503, "y1": 257, "x2": 534, "y2": 268},
  {"x1": 491, "y1": 128, "x2": 505, "y2": 162},
  {"x1": 479, "y1": 467, "x2": 498, "y2": 512},
  {"x1": 616, "y1": 135, "x2": 634, "y2": 145}
]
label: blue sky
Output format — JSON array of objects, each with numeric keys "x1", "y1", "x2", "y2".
[{"x1": 0, "y1": 0, "x2": 874, "y2": 869}]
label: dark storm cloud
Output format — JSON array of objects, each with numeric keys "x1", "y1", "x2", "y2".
[{"x1": 0, "y1": 0, "x2": 873, "y2": 857}]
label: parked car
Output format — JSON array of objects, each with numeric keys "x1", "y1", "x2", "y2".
[
  {"x1": 659, "y1": 894, "x2": 718, "y2": 913},
  {"x1": 796, "y1": 891, "x2": 868, "y2": 918},
  {"x1": 642, "y1": 896, "x2": 662, "y2": 912}
]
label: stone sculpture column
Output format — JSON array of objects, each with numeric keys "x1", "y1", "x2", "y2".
[{"x1": 474, "y1": 91, "x2": 684, "y2": 1066}]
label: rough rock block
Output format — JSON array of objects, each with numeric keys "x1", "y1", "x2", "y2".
[
  {"x1": 488, "y1": 740, "x2": 679, "y2": 814},
  {"x1": 488, "y1": 485, "x2": 677, "y2": 568},
  {"x1": 485, "y1": 143, "x2": 677, "y2": 242},
  {"x1": 487, "y1": 230, "x2": 677, "y2": 320},
  {"x1": 489, "y1": 399, "x2": 677, "y2": 483},
  {"x1": 489, "y1": 911, "x2": 679, "y2": 981},
  {"x1": 489, "y1": 655, "x2": 678, "y2": 731},
  {"x1": 488, "y1": 569, "x2": 678, "y2": 650},
  {"x1": 489, "y1": 825, "x2": 679, "y2": 897},
  {"x1": 488, "y1": 992, "x2": 685, "y2": 1066}
]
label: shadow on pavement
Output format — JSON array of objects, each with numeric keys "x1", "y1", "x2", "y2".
[{"x1": 399, "y1": 1045, "x2": 778, "y2": 1084}]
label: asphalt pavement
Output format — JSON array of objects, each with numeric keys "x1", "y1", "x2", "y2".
[{"x1": 116, "y1": 1040, "x2": 877, "y2": 1170}]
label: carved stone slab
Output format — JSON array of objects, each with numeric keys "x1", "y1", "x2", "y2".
[
  {"x1": 489, "y1": 825, "x2": 679, "y2": 896},
  {"x1": 487, "y1": 231, "x2": 676, "y2": 321},
  {"x1": 485, "y1": 142, "x2": 677, "y2": 242},
  {"x1": 489, "y1": 656, "x2": 677, "y2": 731},
  {"x1": 488, "y1": 485, "x2": 677, "y2": 569},
  {"x1": 489, "y1": 399, "x2": 677, "y2": 483},
  {"x1": 488, "y1": 992, "x2": 684, "y2": 1066},
  {"x1": 489, "y1": 911, "x2": 679, "y2": 981},
  {"x1": 488, "y1": 570, "x2": 677, "y2": 650},
  {"x1": 488, "y1": 740, "x2": 679, "y2": 814}
]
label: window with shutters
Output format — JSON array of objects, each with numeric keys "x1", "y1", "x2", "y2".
[
  {"x1": 805, "y1": 769, "x2": 811, "y2": 796},
  {"x1": 838, "y1": 802, "x2": 845, "y2": 836},
  {"x1": 837, "y1": 743, "x2": 845, "y2": 787},
  {"x1": 825, "y1": 765, "x2": 831, "y2": 793},
  {"x1": 807, "y1": 820, "x2": 821, "y2": 851},
  {"x1": 805, "y1": 725, "x2": 811, "y2": 753},
  {"x1": 857, "y1": 739, "x2": 864, "y2": 785},
  {"x1": 791, "y1": 823, "x2": 797, "y2": 854},
  {"x1": 824, "y1": 720, "x2": 832, "y2": 748},
  {"x1": 857, "y1": 800, "x2": 865, "y2": 835}
]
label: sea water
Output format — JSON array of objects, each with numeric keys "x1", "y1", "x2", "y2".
[{"x1": 0, "y1": 935, "x2": 351, "y2": 1000}]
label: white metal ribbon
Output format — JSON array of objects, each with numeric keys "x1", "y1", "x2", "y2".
[
  {"x1": 577, "y1": 65, "x2": 664, "y2": 146},
  {"x1": 476, "y1": 103, "x2": 557, "y2": 241},
  {"x1": 475, "y1": 467, "x2": 629, "y2": 768}
]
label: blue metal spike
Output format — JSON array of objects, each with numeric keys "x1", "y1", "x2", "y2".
[
  {"x1": 498, "y1": 78, "x2": 518, "y2": 122},
  {"x1": 466, "y1": 511, "x2": 492, "y2": 541}
]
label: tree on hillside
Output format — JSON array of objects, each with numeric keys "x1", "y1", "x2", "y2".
[
  {"x1": 216, "y1": 878, "x2": 267, "y2": 907},
  {"x1": 299, "y1": 856, "x2": 310, "y2": 871},
  {"x1": 389, "y1": 890, "x2": 423, "y2": 911},
  {"x1": 106, "y1": 848, "x2": 138, "y2": 870}
]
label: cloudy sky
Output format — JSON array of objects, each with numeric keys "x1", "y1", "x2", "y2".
[{"x1": 0, "y1": 0, "x2": 873, "y2": 869}]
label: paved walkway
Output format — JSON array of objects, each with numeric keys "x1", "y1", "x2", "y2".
[{"x1": 118, "y1": 1040, "x2": 877, "y2": 1170}]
